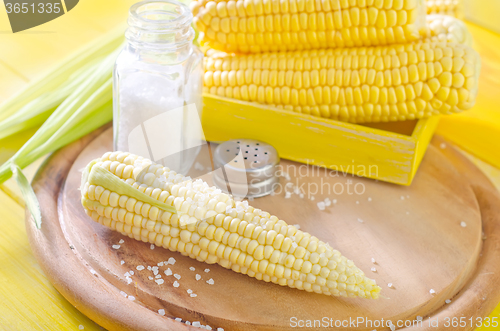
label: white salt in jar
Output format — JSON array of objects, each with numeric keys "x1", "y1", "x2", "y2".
[{"x1": 113, "y1": 0, "x2": 204, "y2": 174}]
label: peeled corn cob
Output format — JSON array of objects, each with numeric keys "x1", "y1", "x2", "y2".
[
  {"x1": 192, "y1": 0, "x2": 427, "y2": 53},
  {"x1": 81, "y1": 152, "x2": 382, "y2": 299},
  {"x1": 203, "y1": 41, "x2": 480, "y2": 123},
  {"x1": 425, "y1": 0, "x2": 461, "y2": 17}
]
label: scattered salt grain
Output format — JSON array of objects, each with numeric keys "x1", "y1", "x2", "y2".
[
  {"x1": 461, "y1": 222, "x2": 467, "y2": 228},
  {"x1": 155, "y1": 279, "x2": 164, "y2": 285},
  {"x1": 310, "y1": 196, "x2": 315, "y2": 201},
  {"x1": 127, "y1": 278, "x2": 133, "y2": 284},
  {"x1": 187, "y1": 289, "x2": 193, "y2": 294},
  {"x1": 155, "y1": 275, "x2": 161, "y2": 279},
  {"x1": 152, "y1": 267, "x2": 159, "y2": 275},
  {"x1": 371, "y1": 258, "x2": 376, "y2": 264},
  {"x1": 190, "y1": 293, "x2": 198, "y2": 297},
  {"x1": 168, "y1": 257, "x2": 176, "y2": 265},
  {"x1": 128, "y1": 296, "x2": 135, "y2": 301},
  {"x1": 120, "y1": 261, "x2": 125, "y2": 265},
  {"x1": 299, "y1": 193, "x2": 304, "y2": 198},
  {"x1": 90, "y1": 269, "x2": 96, "y2": 275},
  {"x1": 445, "y1": 299, "x2": 451, "y2": 304},
  {"x1": 357, "y1": 218, "x2": 364, "y2": 223},
  {"x1": 173, "y1": 281, "x2": 180, "y2": 287},
  {"x1": 120, "y1": 291, "x2": 128, "y2": 297},
  {"x1": 292, "y1": 242, "x2": 298, "y2": 249},
  {"x1": 317, "y1": 202, "x2": 326, "y2": 210},
  {"x1": 150, "y1": 244, "x2": 155, "y2": 250},
  {"x1": 332, "y1": 199, "x2": 337, "y2": 204},
  {"x1": 356, "y1": 201, "x2": 359, "y2": 204},
  {"x1": 196, "y1": 274, "x2": 201, "y2": 280},
  {"x1": 165, "y1": 268, "x2": 172, "y2": 276},
  {"x1": 157, "y1": 262, "x2": 164, "y2": 267},
  {"x1": 79, "y1": 325, "x2": 84, "y2": 330},
  {"x1": 148, "y1": 276, "x2": 153, "y2": 280},
  {"x1": 217, "y1": 328, "x2": 224, "y2": 331},
  {"x1": 371, "y1": 267, "x2": 377, "y2": 272},
  {"x1": 189, "y1": 267, "x2": 195, "y2": 271},
  {"x1": 285, "y1": 192, "x2": 292, "y2": 199},
  {"x1": 147, "y1": 266, "x2": 152, "y2": 270},
  {"x1": 324, "y1": 198, "x2": 331, "y2": 206},
  {"x1": 204, "y1": 269, "x2": 210, "y2": 273},
  {"x1": 207, "y1": 278, "x2": 215, "y2": 285},
  {"x1": 119, "y1": 239, "x2": 124, "y2": 244},
  {"x1": 293, "y1": 224, "x2": 301, "y2": 230},
  {"x1": 174, "y1": 274, "x2": 181, "y2": 280},
  {"x1": 430, "y1": 289, "x2": 436, "y2": 295},
  {"x1": 124, "y1": 272, "x2": 130, "y2": 277},
  {"x1": 387, "y1": 283, "x2": 393, "y2": 288},
  {"x1": 112, "y1": 245, "x2": 121, "y2": 250},
  {"x1": 406, "y1": 211, "x2": 410, "y2": 215},
  {"x1": 158, "y1": 309, "x2": 165, "y2": 316},
  {"x1": 368, "y1": 197, "x2": 372, "y2": 202},
  {"x1": 400, "y1": 196, "x2": 405, "y2": 200}
]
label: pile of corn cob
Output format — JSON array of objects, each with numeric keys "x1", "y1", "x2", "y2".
[
  {"x1": 81, "y1": 151, "x2": 382, "y2": 299},
  {"x1": 80, "y1": 0, "x2": 473, "y2": 300},
  {"x1": 193, "y1": 0, "x2": 480, "y2": 123}
]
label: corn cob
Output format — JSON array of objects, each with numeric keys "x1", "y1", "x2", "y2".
[
  {"x1": 191, "y1": 0, "x2": 427, "y2": 53},
  {"x1": 425, "y1": 0, "x2": 461, "y2": 17},
  {"x1": 203, "y1": 41, "x2": 480, "y2": 123},
  {"x1": 81, "y1": 152, "x2": 381, "y2": 299}
]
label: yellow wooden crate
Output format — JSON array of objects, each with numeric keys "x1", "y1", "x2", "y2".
[{"x1": 201, "y1": 94, "x2": 440, "y2": 186}]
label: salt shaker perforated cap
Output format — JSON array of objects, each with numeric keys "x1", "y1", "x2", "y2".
[{"x1": 213, "y1": 139, "x2": 280, "y2": 198}]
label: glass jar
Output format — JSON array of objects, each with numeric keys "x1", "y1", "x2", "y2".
[{"x1": 113, "y1": 0, "x2": 204, "y2": 174}]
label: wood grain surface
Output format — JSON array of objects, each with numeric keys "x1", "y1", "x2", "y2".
[{"x1": 26, "y1": 127, "x2": 500, "y2": 331}]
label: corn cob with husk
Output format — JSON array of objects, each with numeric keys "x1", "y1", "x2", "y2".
[
  {"x1": 203, "y1": 40, "x2": 480, "y2": 123},
  {"x1": 80, "y1": 152, "x2": 382, "y2": 299},
  {"x1": 191, "y1": 0, "x2": 428, "y2": 53}
]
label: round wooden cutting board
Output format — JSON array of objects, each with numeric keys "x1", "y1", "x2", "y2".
[{"x1": 26, "y1": 125, "x2": 500, "y2": 331}]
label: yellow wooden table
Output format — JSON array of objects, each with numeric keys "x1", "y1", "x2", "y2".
[{"x1": 0, "y1": 0, "x2": 500, "y2": 330}]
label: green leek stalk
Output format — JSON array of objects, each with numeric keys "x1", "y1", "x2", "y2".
[
  {"x1": 0, "y1": 24, "x2": 124, "y2": 129},
  {"x1": 0, "y1": 46, "x2": 121, "y2": 227},
  {"x1": 0, "y1": 59, "x2": 103, "y2": 140}
]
